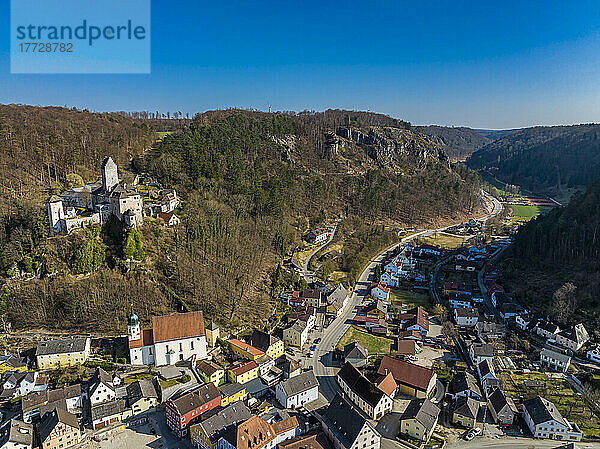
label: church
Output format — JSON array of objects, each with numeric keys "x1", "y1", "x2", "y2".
[{"x1": 127, "y1": 310, "x2": 208, "y2": 366}]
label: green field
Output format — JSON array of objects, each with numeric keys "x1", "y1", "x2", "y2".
[
  {"x1": 510, "y1": 204, "x2": 552, "y2": 221},
  {"x1": 419, "y1": 233, "x2": 468, "y2": 250},
  {"x1": 390, "y1": 287, "x2": 431, "y2": 310},
  {"x1": 337, "y1": 326, "x2": 391, "y2": 354}
]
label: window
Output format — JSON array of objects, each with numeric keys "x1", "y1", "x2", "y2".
[{"x1": 191, "y1": 341, "x2": 194, "y2": 350}]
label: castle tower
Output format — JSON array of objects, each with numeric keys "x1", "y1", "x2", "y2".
[
  {"x1": 47, "y1": 195, "x2": 65, "y2": 236},
  {"x1": 127, "y1": 311, "x2": 140, "y2": 342},
  {"x1": 101, "y1": 157, "x2": 119, "y2": 192}
]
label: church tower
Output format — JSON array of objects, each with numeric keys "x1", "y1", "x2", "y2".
[
  {"x1": 47, "y1": 195, "x2": 65, "y2": 236},
  {"x1": 127, "y1": 311, "x2": 140, "y2": 342},
  {"x1": 101, "y1": 157, "x2": 119, "y2": 192}
]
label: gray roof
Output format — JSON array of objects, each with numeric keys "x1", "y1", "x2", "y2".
[
  {"x1": 279, "y1": 371, "x2": 318, "y2": 397},
  {"x1": 196, "y1": 401, "x2": 251, "y2": 443},
  {"x1": 523, "y1": 396, "x2": 566, "y2": 426},
  {"x1": 219, "y1": 382, "x2": 245, "y2": 398},
  {"x1": 343, "y1": 341, "x2": 368, "y2": 360},
  {"x1": 5, "y1": 419, "x2": 33, "y2": 447},
  {"x1": 400, "y1": 398, "x2": 440, "y2": 431},
  {"x1": 471, "y1": 343, "x2": 493, "y2": 358},
  {"x1": 537, "y1": 321, "x2": 559, "y2": 334},
  {"x1": 327, "y1": 284, "x2": 349, "y2": 309},
  {"x1": 321, "y1": 394, "x2": 368, "y2": 449},
  {"x1": 39, "y1": 408, "x2": 79, "y2": 442},
  {"x1": 455, "y1": 308, "x2": 478, "y2": 318},
  {"x1": 36, "y1": 337, "x2": 88, "y2": 356},
  {"x1": 288, "y1": 320, "x2": 308, "y2": 333},
  {"x1": 487, "y1": 388, "x2": 509, "y2": 415},
  {"x1": 541, "y1": 348, "x2": 571, "y2": 364},
  {"x1": 91, "y1": 399, "x2": 127, "y2": 421},
  {"x1": 558, "y1": 323, "x2": 589, "y2": 346},
  {"x1": 454, "y1": 396, "x2": 480, "y2": 419},
  {"x1": 449, "y1": 371, "x2": 481, "y2": 398},
  {"x1": 126, "y1": 379, "x2": 158, "y2": 403},
  {"x1": 337, "y1": 362, "x2": 386, "y2": 408}
]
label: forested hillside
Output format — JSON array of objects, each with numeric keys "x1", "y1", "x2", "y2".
[
  {"x1": 419, "y1": 125, "x2": 491, "y2": 160},
  {"x1": 467, "y1": 124, "x2": 600, "y2": 192},
  {"x1": 0, "y1": 105, "x2": 154, "y2": 210},
  {"x1": 1, "y1": 107, "x2": 483, "y2": 334},
  {"x1": 500, "y1": 176, "x2": 600, "y2": 328}
]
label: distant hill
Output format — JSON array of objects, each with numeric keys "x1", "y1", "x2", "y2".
[
  {"x1": 500, "y1": 175, "x2": 600, "y2": 328},
  {"x1": 419, "y1": 125, "x2": 491, "y2": 160},
  {"x1": 473, "y1": 129, "x2": 521, "y2": 140},
  {"x1": 467, "y1": 124, "x2": 600, "y2": 192}
]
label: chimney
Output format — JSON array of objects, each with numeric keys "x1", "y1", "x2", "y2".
[{"x1": 385, "y1": 368, "x2": 389, "y2": 375}]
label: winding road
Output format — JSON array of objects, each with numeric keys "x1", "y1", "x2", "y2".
[{"x1": 312, "y1": 190, "x2": 505, "y2": 401}]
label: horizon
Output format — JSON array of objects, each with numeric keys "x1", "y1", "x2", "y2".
[{"x1": 1, "y1": 0, "x2": 600, "y2": 128}]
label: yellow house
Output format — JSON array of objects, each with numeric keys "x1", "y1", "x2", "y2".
[
  {"x1": 226, "y1": 338, "x2": 265, "y2": 361},
  {"x1": 250, "y1": 330, "x2": 285, "y2": 360},
  {"x1": 0, "y1": 355, "x2": 27, "y2": 374},
  {"x1": 227, "y1": 360, "x2": 258, "y2": 384},
  {"x1": 452, "y1": 397, "x2": 479, "y2": 429},
  {"x1": 197, "y1": 360, "x2": 225, "y2": 386},
  {"x1": 400, "y1": 399, "x2": 439, "y2": 442},
  {"x1": 218, "y1": 382, "x2": 247, "y2": 407},
  {"x1": 36, "y1": 337, "x2": 90, "y2": 370}
]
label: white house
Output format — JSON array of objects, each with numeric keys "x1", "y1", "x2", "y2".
[
  {"x1": 283, "y1": 320, "x2": 309, "y2": 348},
  {"x1": 371, "y1": 282, "x2": 390, "y2": 302},
  {"x1": 336, "y1": 362, "x2": 393, "y2": 420},
  {"x1": 128, "y1": 310, "x2": 208, "y2": 366},
  {"x1": 540, "y1": 348, "x2": 571, "y2": 373},
  {"x1": 380, "y1": 271, "x2": 399, "y2": 288},
  {"x1": 2, "y1": 372, "x2": 46, "y2": 398},
  {"x1": 555, "y1": 324, "x2": 589, "y2": 352},
  {"x1": 534, "y1": 321, "x2": 560, "y2": 340},
  {"x1": 448, "y1": 293, "x2": 472, "y2": 309},
  {"x1": 454, "y1": 308, "x2": 479, "y2": 327},
  {"x1": 469, "y1": 343, "x2": 493, "y2": 366},
  {"x1": 586, "y1": 345, "x2": 600, "y2": 364},
  {"x1": 321, "y1": 394, "x2": 381, "y2": 449},
  {"x1": 88, "y1": 368, "x2": 115, "y2": 406},
  {"x1": 275, "y1": 371, "x2": 319, "y2": 409},
  {"x1": 522, "y1": 396, "x2": 583, "y2": 441}
]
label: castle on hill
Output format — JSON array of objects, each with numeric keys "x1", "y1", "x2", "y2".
[{"x1": 47, "y1": 156, "x2": 178, "y2": 235}]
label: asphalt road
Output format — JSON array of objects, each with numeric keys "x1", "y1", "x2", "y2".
[
  {"x1": 312, "y1": 190, "x2": 505, "y2": 402},
  {"x1": 447, "y1": 437, "x2": 600, "y2": 449},
  {"x1": 300, "y1": 220, "x2": 341, "y2": 283}
]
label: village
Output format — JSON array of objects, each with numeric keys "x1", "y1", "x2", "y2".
[
  {"x1": 0, "y1": 163, "x2": 597, "y2": 449},
  {"x1": 0, "y1": 209, "x2": 599, "y2": 449}
]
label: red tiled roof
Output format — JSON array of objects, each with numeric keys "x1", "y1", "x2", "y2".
[
  {"x1": 152, "y1": 311, "x2": 205, "y2": 343},
  {"x1": 396, "y1": 339, "x2": 417, "y2": 355},
  {"x1": 375, "y1": 372, "x2": 397, "y2": 397},
  {"x1": 230, "y1": 360, "x2": 258, "y2": 376},
  {"x1": 377, "y1": 356, "x2": 434, "y2": 392},
  {"x1": 128, "y1": 328, "x2": 154, "y2": 349},
  {"x1": 227, "y1": 339, "x2": 265, "y2": 357}
]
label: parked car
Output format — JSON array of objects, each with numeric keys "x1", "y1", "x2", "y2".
[{"x1": 311, "y1": 344, "x2": 317, "y2": 351}]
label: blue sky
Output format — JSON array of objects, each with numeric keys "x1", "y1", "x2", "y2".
[{"x1": 1, "y1": 0, "x2": 600, "y2": 128}]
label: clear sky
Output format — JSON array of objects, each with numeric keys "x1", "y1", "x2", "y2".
[{"x1": 1, "y1": 0, "x2": 600, "y2": 128}]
